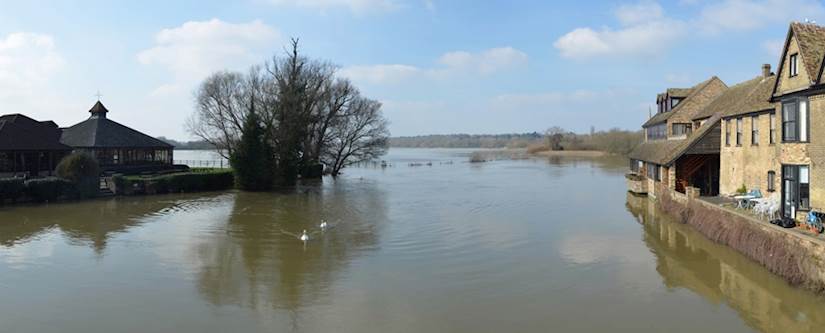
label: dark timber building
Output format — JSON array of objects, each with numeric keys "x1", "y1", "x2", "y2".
[
  {"x1": 60, "y1": 101, "x2": 174, "y2": 171},
  {"x1": 0, "y1": 114, "x2": 73, "y2": 177}
]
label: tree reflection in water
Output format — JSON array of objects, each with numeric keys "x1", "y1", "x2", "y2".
[
  {"x1": 626, "y1": 193, "x2": 825, "y2": 333},
  {"x1": 193, "y1": 181, "x2": 387, "y2": 325}
]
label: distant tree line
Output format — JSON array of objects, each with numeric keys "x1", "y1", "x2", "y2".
[
  {"x1": 156, "y1": 137, "x2": 216, "y2": 150},
  {"x1": 187, "y1": 39, "x2": 390, "y2": 189},
  {"x1": 391, "y1": 133, "x2": 543, "y2": 149},
  {"x1": 392, "y1": 127, "x2": 642, "y2": 156}
]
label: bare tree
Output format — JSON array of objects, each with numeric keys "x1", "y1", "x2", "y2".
[{"x1": 323, "y1": 97, "x2": 390, "y2": 176}]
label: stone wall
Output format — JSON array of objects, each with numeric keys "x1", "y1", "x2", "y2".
[
  {"x1": 719, "y1": 113, "x2": 781, "y2": 195},
  {"x1": 776, "y1": 34, "x2": 812, "y2": 95}
]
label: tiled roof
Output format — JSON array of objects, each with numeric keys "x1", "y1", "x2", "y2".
[
  {"x1": 791, "y1": 22, "x2": 825, "y2": 84},
  {"x1": 643, "y1": 76, "x2": 725, "y2": 127},
  {"x1": 693, "y1": 75, "x2": 776, "y2": 120},
  {"x1": 60, "y1": 102, "x2": 173, "y2": 149},
  {"x1": 0, "y1": 114, "x2": 73, "y2": 151},
  {"x1": 630, "y1": 113, "x2": 723, "y2": 166}
]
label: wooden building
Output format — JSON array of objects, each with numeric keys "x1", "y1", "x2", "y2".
[
  {"x1": 0, "y1": 114, "x2": 73, "y2": 177},
  {"x1": 60, "y1": 101, "x2": 174, "y2": 171}
]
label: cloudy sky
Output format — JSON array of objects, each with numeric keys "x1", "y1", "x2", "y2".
[{"x1": 1, "y1": 0, "x2": 823, "y2": 140}]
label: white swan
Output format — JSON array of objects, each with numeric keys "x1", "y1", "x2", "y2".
[
  {"x1": 300, "y1": 230, "x2": 309, "y2": 242},
  {"x1": 320, "y1": 220, "x2": 329, "y2": 230}
]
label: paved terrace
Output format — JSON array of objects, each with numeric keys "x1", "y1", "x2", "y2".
[{"x1": 698, "y1": 195, "x2": 825, "y2": 246}]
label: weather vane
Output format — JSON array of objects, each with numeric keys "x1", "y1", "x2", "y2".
[{"x1": 95, "y1": 90, "x2": 103, "y2": 101}]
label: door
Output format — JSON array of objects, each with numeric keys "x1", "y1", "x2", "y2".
[{"x1": 782, "y1": 165, "x2": 799, "y2": 218}]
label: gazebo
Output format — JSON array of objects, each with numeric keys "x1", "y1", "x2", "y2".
[
  {"x1": 0, "y1": 114, "x2": 73, "y2": 177},
  {"x1": 60, "y1": 101, "x2": 174, "y2": 171}
]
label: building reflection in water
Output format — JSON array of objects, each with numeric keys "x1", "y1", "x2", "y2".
[
  {"x1": 626, "y1": 193, "x2": 825, "y2": 333},
  {"x1": 0, "y1": 193, "x2": 227, "y2": 255},
  {"x1": 192, "y1": 180, "x2": 387, "y2": 327}
]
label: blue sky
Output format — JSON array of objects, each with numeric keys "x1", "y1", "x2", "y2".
[{"x1": 0, "y1": 0, "x2": 823, "y2": 140}]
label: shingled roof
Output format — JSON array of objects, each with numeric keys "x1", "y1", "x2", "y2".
[
  {"x1": 643, "y1": 76, "x2": 726, "y2": 128},
  {"x1": 791, "y1": 22, "x2": 825, "y2": 84},
  {"x1": 693, "y1": 74, "x2": 776, "y2": 120},
  {"x1": 60, "y1": 101, "x2": 173, "y2": 149},
  {"x1": 0, "y1": 114, "x2": 72, "y2": 151}
]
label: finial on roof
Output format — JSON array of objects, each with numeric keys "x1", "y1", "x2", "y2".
[{"x1": 89, "y1": 100, "x2": 109, "y2": 119}]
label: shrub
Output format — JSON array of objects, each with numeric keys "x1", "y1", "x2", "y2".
[
  {"x1": 0, "y1": 178, "x2": 25, "y2": 203},
  {"x1": 119, "y1": 170, "x2": 234, "y2": 195},
  {"x1": 24, "y1": 177, "x2": 72, "y2": 203},
  {"x1": 736, "y1": 184, "x2": 747, "y2": 195},
  {"x1": 56, "y1": 152, "x2": 101, "y2": 198}
]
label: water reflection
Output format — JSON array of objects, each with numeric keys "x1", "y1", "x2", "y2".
[
  {"x1": 626, "y1": 193, "x2": 825, "y2": 333},
  {"x1": 0, "y1": 194, "x2": 225, "y2": 255},
  {"x1": 193, "y1": 181, "x2": 386, "y2": 321}
]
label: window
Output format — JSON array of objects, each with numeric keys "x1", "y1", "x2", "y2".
[
  {"x1": 751, "y1": 115, "x2": 759, "y2": 145},
  {"x1": 672, "y1": 98, "x2": 682, "y2": 108},
  {"x1": 783, "y1": 165, "x2": 811, "y2": 218},
  {"x1": 647, "y1": 163, "x2": 660, "y2": 181},
  {"x1": 782, "y1": 98, "x2": 809, "y2": 142},
  {"x1": 646, "y1": 123, "x2": 666, "y2": 141},
  {"x1": 790, "y1": 53, "x2": 798, "y2": 77},
  {"x1": 736, "y1": 118, "x2": 743, "y2": 146},
  {"x1": 770, "y1": 113, "x2": 776, "y2": 144},
  {"x1": 672, "y1": 123, "x2": 692, "y2": 136},
  {"x1": 767, "y1": 171, "x2": 776, "y2": 192},
  {"x1": 725, "y1": 119, "x2": 731, "y2": 146}
]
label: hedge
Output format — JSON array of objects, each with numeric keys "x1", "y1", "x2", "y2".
[
  {"x1": 113, "y1": 170, "x2": 233, "y2": 195},
  {"x1": 24, "y1": 177, "x2": 73, "y2": 203},
  {"x1": 0, "y1": 178, "x2": 25, "y2": 203}
]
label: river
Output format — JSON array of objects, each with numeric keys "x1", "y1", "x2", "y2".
[{"x1": 1, "y1": 148, "x2": 823, "y2": 332}]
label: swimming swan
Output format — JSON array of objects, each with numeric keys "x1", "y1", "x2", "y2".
[{"x1": 300, "y1": 230, "x2": 309, "y2": 242}]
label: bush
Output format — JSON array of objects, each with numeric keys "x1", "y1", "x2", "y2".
[
  {"x1": 24, "y1": 177, "x2": 72, "y2": 203},
  {"x1": 230, "y1": 110, "x2": 274, "y2": 191},
  {"x1": 56, "y1": 152, "x2": 101, "y2": 198},
  {"x1": 0, "y1": 178, "x2": 25, "y2": 203},
  {"x1": 736, "y1": 184, "x2": 747, "y2": 195}
]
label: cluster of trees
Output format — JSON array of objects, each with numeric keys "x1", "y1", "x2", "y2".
[
  {"x1": 188, "y1": 40, "x2": 390, "y2": 189},
  {"x1": 391, "y1": 133, "x2": 543, "y2": 148},
  {"x1": 539, "y1": 126, "x2": 642, "y2": 155}
]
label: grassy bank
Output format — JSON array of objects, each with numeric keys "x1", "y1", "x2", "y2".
[{"x1": 112, "y1": 168, "x2": 234, "y2": 195}]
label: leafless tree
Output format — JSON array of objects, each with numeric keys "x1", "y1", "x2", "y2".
[{"x1": 323, "y1": 97, "x2": 389, "y2": 176}]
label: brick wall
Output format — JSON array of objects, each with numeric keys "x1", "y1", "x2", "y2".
[{"x1": 776, "y1": 34, "x2": 812, "y2": 95}]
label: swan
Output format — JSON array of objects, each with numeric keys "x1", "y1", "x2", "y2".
[
  {"x1": 320, "y1": 220, "x2": 329, "y2": 230},
  {"x1": 300, "y1": 230, "x2": 309, "y2": 242}
]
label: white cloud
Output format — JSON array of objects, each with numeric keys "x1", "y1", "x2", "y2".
[
  {"x1": 340, "y1": 47, "x2": 527, "y2": 84},
  {"x1": 0, "y1": 32, "x2": 64, "y2": 98},
  {"x1": 137, "y1": 19, "x2": 279, "y2": 83},
  {"x1": 698, "y1": 0, "x2": 825, "y2": 33},
  {"x1": 554, "y1": 20, "x2": 686, "y2": 59},
  {"x1": 615, "y1": 0, "x2": 664, "y2": 26},
  {"x1": 423, "y1": 0, "x2": 435, "y2": 12},
  {"x1": 267, "y1": 0, "x2": 401, "y2": 14},
  {"x1": 554, "y1": 0, "x2": 825, "y2": 60}
]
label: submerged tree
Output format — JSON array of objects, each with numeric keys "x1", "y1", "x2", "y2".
[
  {"x1": 189, "y1": 39, "x2": 390, "y2": 188},
  {"x1": 323, "y1": 97, "x2": 389, "y2": 176},
  {"x1": 230, "y1": 106, "x2": 274, "y2": 191}
]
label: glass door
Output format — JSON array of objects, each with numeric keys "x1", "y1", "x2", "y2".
[{"x1": 782, "y1": 165, "x2": 798, "y2": 218}]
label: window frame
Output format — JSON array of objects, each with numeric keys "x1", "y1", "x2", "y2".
[
  {"x1": 736, "y1": 117, "x2": 743, "y2": 146},
  {"x1": 782, "y1": 97, "x2": 810, "y2": 143},
  {"x1": 790, "y1": 53, "x2": 799, "y2": 77},
  {"x1": 751, "y1": 115, "x2": 759, "y2": 145},
  {"x1": 770, "y1": 113, "x2": 776, "y2": 144},
  {"x1": 725, "y1": 119, "x2": 731, "y2": 146},
  {"x1": 767, "y1": 171, "x2": 776, "y2": 192}
]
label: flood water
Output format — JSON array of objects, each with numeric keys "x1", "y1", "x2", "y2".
[{"x1": 2, "y1": 148, "x2": 824, "y2": 332}]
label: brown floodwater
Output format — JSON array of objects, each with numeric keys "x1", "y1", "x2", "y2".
[{"x1": 1, "y1": 148, "x2": 824, "y2": 332}]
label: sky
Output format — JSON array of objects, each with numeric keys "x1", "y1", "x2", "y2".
[{"x1": 1, "y1": 0, "x2": 823, "y2": 140}]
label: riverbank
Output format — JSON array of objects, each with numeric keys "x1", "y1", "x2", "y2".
[{"x1": 654, "y1": 185, "x2": 825, "y2": 294}]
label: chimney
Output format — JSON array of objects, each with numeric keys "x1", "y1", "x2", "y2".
[{"x1": 762, "y1": 64, "x2": 772, "y2": 78}]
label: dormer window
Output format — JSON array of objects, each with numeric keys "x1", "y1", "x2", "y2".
[
  {"x1": 671, "y1": 98, "x2": 682, "y2": 108},
  {"x1": 790, "y1": 53, "x2": 799, "y2": 77}
]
